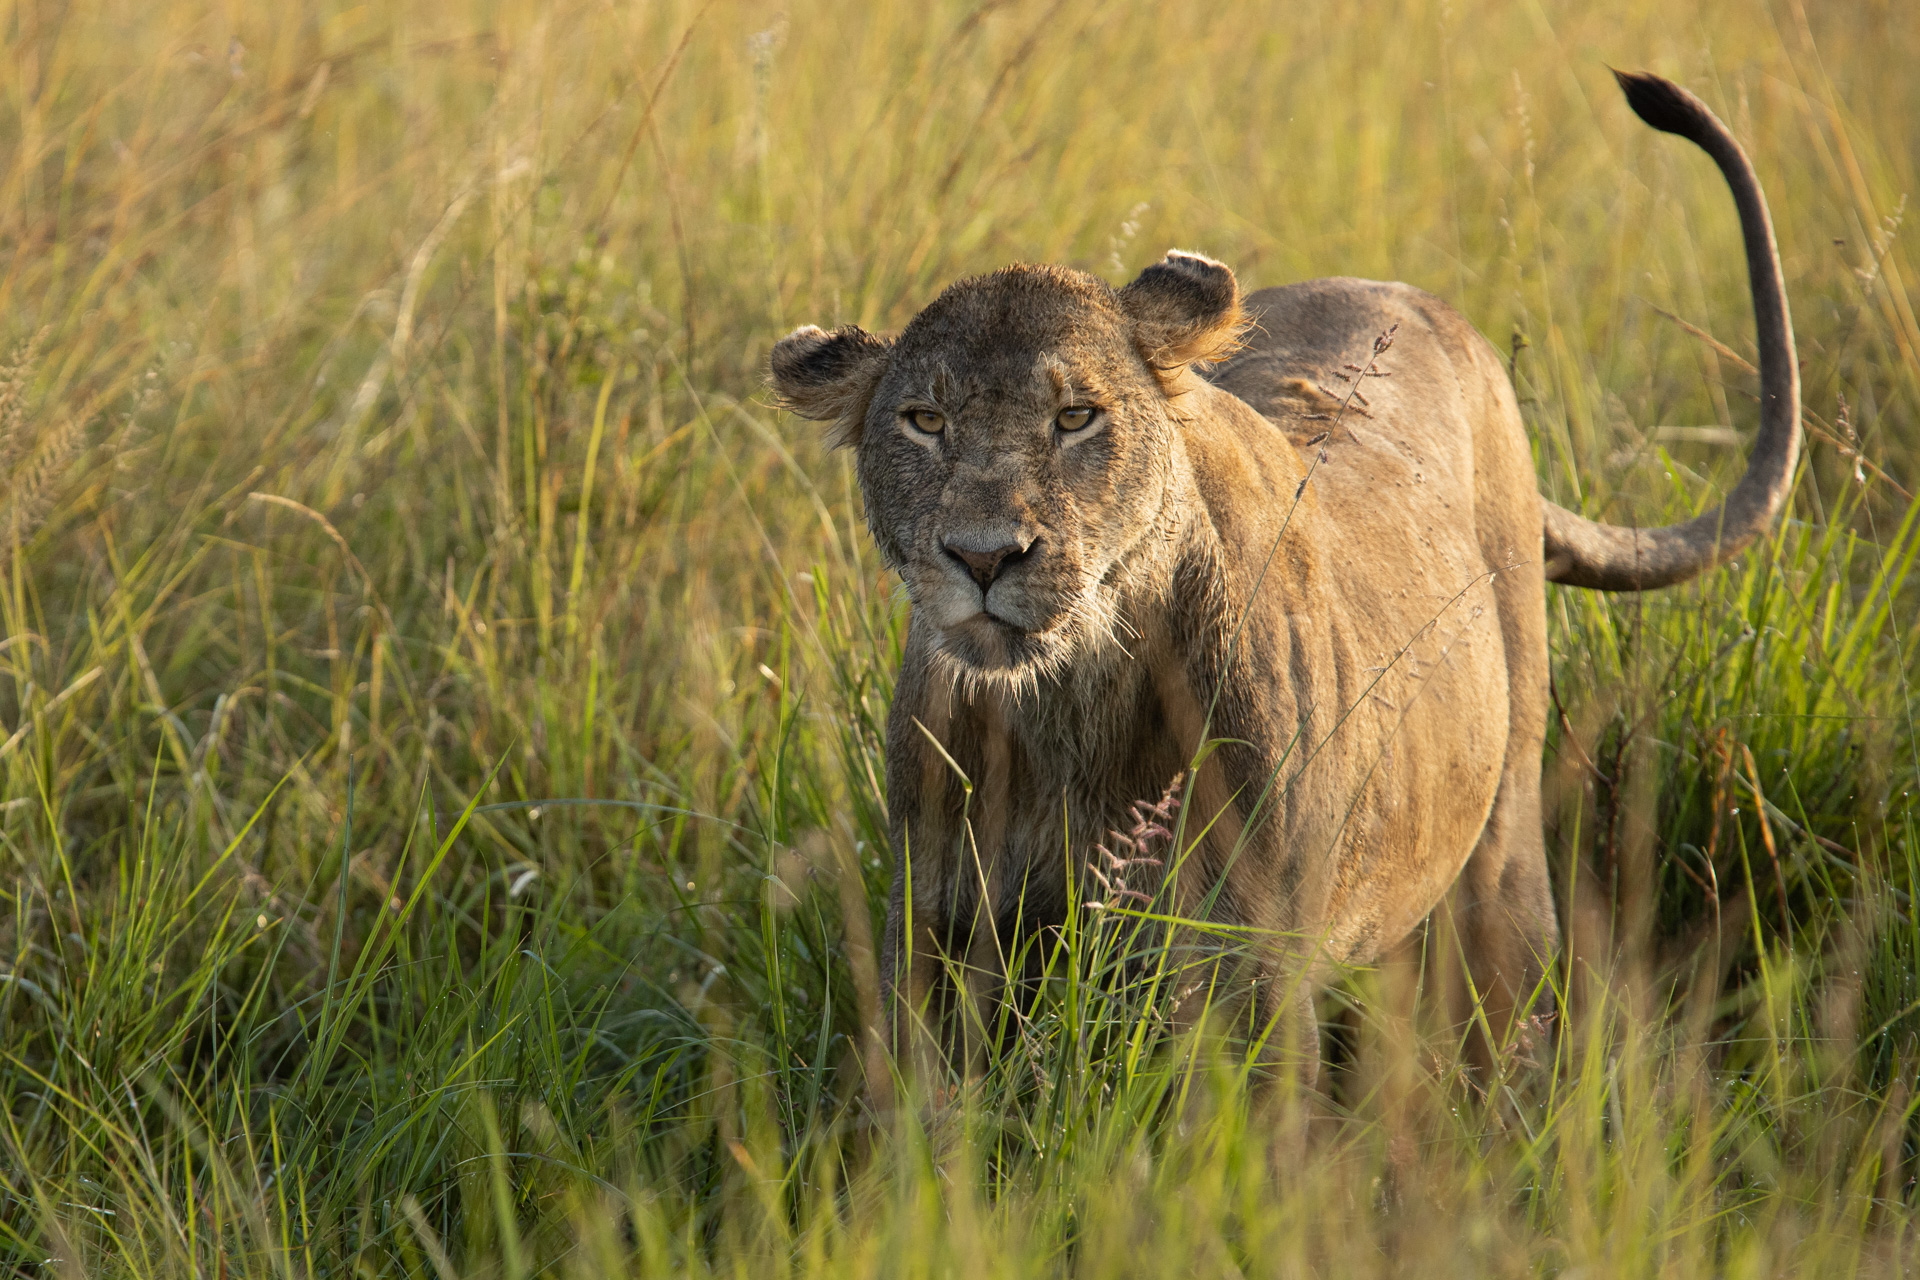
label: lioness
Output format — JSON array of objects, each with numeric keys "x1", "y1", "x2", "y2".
[{"x1": 771, "y1": 72, "x2": 1797, "y2": 1079}]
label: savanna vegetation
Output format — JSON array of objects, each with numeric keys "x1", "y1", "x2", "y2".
[{"x1": 1, "y1": 0, "x2": 1917, "y2": 1274}]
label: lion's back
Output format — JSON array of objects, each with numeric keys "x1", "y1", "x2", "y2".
[{"x1": 1208, "y1": 277, "x2": 1542, "y2": 586}]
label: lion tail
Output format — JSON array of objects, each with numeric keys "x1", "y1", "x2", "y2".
[{"x1": 1540, "y1": 70, "x2": 1800, "y2": 592}]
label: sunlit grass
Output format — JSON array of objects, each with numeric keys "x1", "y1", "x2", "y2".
[{"x1": 1, "y1": 0, "x2": 1917, "y2": 1274}]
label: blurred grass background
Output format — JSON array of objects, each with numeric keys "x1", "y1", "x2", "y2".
[{"x1": 1, "y1": 0, "x2": 1918, "y2": 1274}]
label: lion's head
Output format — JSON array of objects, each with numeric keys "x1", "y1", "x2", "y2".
[{"x1": 771, "y1": 252, "x2": 1245, "y2": 690}]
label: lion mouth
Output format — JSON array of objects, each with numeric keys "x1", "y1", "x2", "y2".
[
  {"x1": 949, "y1": 610, "x2": 1032, "y2": 651},
  {"x1": 975, "y1": 608, "x2": 1033, "y2": 635},
  {"x1": 930, "y1": 609, "x2": 1072, "y2": 685},
  {"x1": 909, "y1": 571, "x2": 1084, "y2": 682}
]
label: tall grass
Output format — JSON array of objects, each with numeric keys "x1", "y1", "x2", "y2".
[{"x1": 1, "y1": 0, "x2": 1917, "y2": 1273}]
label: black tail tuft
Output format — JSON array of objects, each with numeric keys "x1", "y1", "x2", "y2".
[{"x1": 1610, "y1": 68, "x2": 1711, "y2": 143}]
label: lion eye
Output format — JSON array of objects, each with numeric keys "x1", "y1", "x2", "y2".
[
  {"x1": 906, "y1": 409, "x2": 945, "y2": 435},
  {"x1": 1056, "y1": 406, "x2": 1097, "y2": 432}
]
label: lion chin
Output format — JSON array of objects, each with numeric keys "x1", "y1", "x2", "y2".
[{"x1": 928, "y1": 613, "x2": 1076, "y2": 698}]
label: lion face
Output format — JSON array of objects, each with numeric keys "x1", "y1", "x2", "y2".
[
  {"x1": 856, "y1": 268, "x2": 1183, "y2": 685},
  {"x1": 772, "y1": 254, "x2": 1245, "y2": 689}
]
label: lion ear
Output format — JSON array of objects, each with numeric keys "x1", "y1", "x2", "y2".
[
  {"x1": 1117, "y1": 251, "x2": 1245, "y2": 381},
  {"x1": 769, "y1": 324, "x2": 892, "y2": 447}
]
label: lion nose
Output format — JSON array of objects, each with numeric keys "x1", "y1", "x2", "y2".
[{"x1": 942, "y1": 535, "x2": 1033, "y2": 591}]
